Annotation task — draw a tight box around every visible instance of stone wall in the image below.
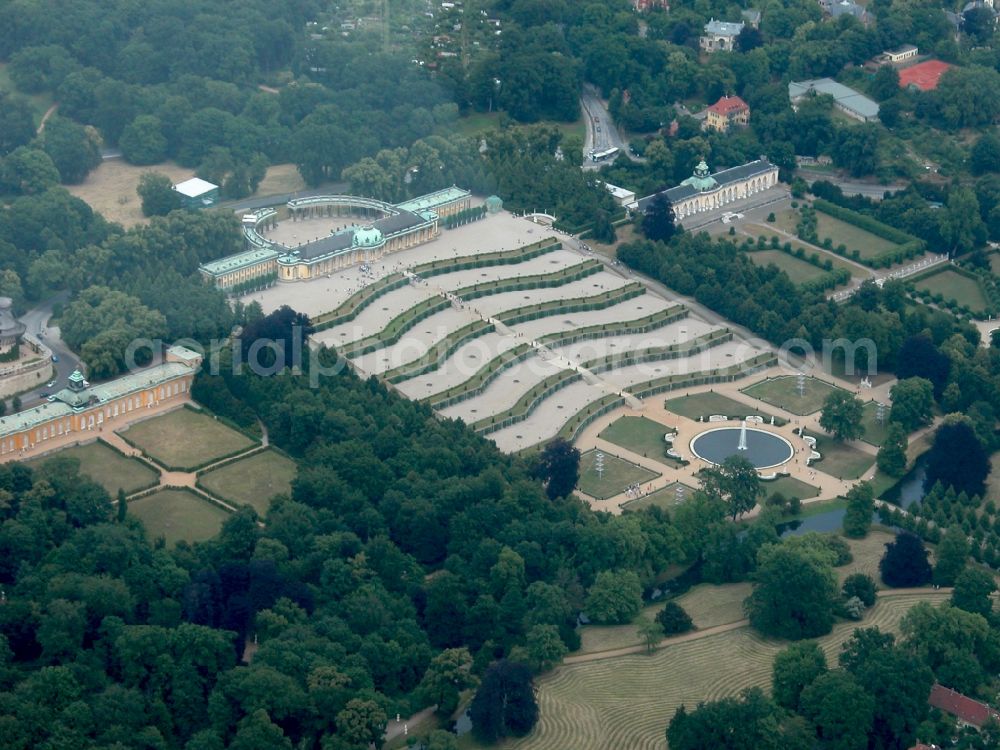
[0,356,53,399]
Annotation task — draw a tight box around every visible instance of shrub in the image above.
[767,212,776,222]
[656,601,694,634]
[841,573,877,607]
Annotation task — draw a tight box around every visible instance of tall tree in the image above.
[533,438,580,500]
[951,567,996,618]
[889,377,934,432]
[772,642,828,712]
[879,532,932,588]
[641,193,676,242]
[819,390,864,441]
[585,570,642,624]
[799,670,875,750]
[842,482,874,539]
[137,172,181,217]
[701,454,761,520]
[469,660,538,743]
[745,542,839,640]
[933,526,970,587]
[923,420,990,498]
[876,423,908,477]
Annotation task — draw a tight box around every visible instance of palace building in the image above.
[199,187,472,289]
[634,159,780,221]
[0,345,201,458]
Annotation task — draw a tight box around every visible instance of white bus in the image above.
[591,147,619,162]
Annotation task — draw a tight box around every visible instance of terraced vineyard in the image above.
[316,230,765,453]
[504,591,949,750]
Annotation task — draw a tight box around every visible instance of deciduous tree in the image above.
[819,390,864,441]
[879,532,931,587]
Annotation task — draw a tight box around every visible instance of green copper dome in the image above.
[352,225,385,248]
[681,160,718,192]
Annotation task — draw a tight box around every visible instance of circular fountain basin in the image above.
[690,427,794,470]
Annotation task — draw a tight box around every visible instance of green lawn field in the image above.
[505,591,948,750]
[28,440,159,495]
[815,211,901,259]
[914,269,990,314]
[812,437,876,480]
[199,449,297,515]
[598,416,675,459]
[620,481,696,512]
[118,408,255,470]
[128,489,229,546]
[859,400,891,446]
[745,249,828,286]
[664,391,777,422]
[742,375,846,416]
[762,475,820,501]
[576,449,660,500]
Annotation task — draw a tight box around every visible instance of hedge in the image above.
[812,199,925,268]
[494,282,644,325]
[382,320,495,383]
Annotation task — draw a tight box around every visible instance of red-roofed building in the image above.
[705,95,750,132]
[899,60,953,92]
[928,684,1000,729]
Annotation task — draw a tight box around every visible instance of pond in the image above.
[690,426,794,470]
[879,455,928,510]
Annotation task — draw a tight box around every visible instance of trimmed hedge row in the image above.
[907,264,999,319]
[426,343,535,409]
[411,238,561,278]
[472,369,583,434]
[313,273,408,331]
[495,281,644,325]
[742,234,852,292]
[342,259,602,358]
[425,304,691,408]
[313,239,562,331]
[537,305,689,347]
[96,438,162,496]
[442,205,487,228]
[631,352,778,399]
[812,199,925,268]
[382,320,496,384]
[340,297,451,358]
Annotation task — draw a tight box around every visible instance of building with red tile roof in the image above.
[705,95,750,132]
[928,684,1000,729]
[899,60,953,92]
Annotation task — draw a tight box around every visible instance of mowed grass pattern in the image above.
[599,416,675,459]
[119,408,254,470]
[199,449,297,515]
[129,489,229,547]
[28,440,158,495]
[621,482,696,512]
[505,592,948,750]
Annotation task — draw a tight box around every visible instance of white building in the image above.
[603,183,637,208]
[635,159,780,222]
[700,19,744,52]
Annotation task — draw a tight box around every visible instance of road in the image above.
[797,168,907,200]
[13,292,79,409]
[580,85,634,170]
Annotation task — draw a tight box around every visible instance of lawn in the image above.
[118,408,255,470]
[815,211,901,259]
[762,475,819,501]
[745,249,828,286]
[664,391,778,422]
[813,437,876,480]
[743,224,864,278]
[598,416,675,460]
[620,481,696,512]
[128,489,230,547]
[28,440,159,496]
[859,400,891,446]
[914,269,990,314]
[199,449,297,515]
[505,591,948,750]
[742,375,847,415]
[576,449,660,500]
